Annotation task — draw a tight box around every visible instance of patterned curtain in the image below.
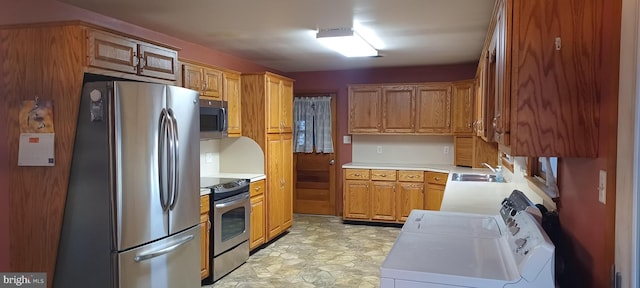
[293,96,334,153]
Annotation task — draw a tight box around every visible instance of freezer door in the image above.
[118,225,200,288]
[166,86,200,234]
[113,82,169,251]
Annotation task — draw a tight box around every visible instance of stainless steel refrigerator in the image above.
[55,81,201,288]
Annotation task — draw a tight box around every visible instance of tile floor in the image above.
[205,214,401,288]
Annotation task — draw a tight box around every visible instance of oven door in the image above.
[212,192,250,256]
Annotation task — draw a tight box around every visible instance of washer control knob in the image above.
[515,238,527,249]
[510,209,517,217]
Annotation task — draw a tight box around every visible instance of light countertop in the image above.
[341,162,545,215]
[199,173,267,196]
[342,162,484,174]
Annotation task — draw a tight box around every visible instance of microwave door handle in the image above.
[221,107,227,132]
[158,109,169,212]
[168,109,179,210]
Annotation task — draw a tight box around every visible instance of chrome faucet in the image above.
[482,162,504,182]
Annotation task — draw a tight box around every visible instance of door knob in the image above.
[329,159,335,165]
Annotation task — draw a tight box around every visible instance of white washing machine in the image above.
[381,191,555,288]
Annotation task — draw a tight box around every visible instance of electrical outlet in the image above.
[376,146,383,154]
[443,146,450,154]
[598,170,607,204]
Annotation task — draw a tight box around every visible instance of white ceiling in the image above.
[59,0,496,72]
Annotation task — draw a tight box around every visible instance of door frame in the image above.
[292,91,339,216]
[616,0,640,286]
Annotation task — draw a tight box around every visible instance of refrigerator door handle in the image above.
[158,108,169,212]
[168,109,180,210]
[166,110,176,212]
[133,234,195,262]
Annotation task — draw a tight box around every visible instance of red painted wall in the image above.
[286,63,477,214]
[555,0,621,287]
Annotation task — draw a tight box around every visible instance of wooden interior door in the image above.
[293,94,337,215]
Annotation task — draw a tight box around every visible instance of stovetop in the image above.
[200,177,250,201]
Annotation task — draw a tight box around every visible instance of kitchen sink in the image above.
[450,173,506,183]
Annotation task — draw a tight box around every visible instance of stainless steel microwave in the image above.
[200,99,228,139]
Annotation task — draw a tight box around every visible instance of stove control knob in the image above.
[515,238,527,249]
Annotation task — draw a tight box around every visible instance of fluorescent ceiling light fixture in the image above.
[316,28,378,57]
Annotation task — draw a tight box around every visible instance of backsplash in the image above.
[200,140,220,175]
[352,135,454,164]
[200,137,265,177]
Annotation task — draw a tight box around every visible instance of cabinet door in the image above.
[343,180,370,219]
[224,72,242,135]
[87,29,139,74]
[266,134,283,239]
[371,181,396,221]
[280,80,294,133]
[199,213,209,279]
[249,194,265,250]
[382,86,415,133]
[280,134,293,231]
[183,64,203,93]
[397,182,424,222]
[138,43,177,80]
[493,1,510,146]
[266,76,282,133]
[202,68,223,100]
[454,136,474,167]
[348,86,382,133]
[416,84,452,133]
[452,81,475,135]
[425,184,445,211]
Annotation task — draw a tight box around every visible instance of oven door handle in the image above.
[215,193,249,209]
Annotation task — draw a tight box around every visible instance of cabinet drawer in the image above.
[200,195,210,214]
[398,170,424,182]
[345,169,370,180]
[426,172,448,185]
[250,179,265,197]
[371,170,397,181]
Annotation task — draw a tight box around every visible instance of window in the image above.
[527,157,559,199]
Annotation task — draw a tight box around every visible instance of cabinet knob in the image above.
[353,173,361,177]
[132,53,140,70]
[434,177,441,181]
[254,187,261,191]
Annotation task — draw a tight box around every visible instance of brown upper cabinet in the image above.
[480,0,601,157]
[348,82,466,135]
[348,85,383,133]
[416,83,452,134]
[182,62,223,100]
[451,80,475,135]
[224,71,242,136]
[88,28,178,81]
[265,75,294,134]
[382,86,416,133]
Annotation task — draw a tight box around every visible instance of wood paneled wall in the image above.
[1,24,86,286]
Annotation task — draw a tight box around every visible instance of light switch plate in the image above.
[343,135,351,144]
[598,170,607,204]
[443,146,450,154]
[205,153,215,164]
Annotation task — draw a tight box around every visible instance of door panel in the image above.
[113,82,168,251]
[294,152,335,215]
[166,86,201,234]
[118,225,200,288]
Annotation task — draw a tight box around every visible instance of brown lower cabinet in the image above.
[343,168,447,223]
[249,179,266,250]
[199,195,210,280]
[425,171,448,211]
